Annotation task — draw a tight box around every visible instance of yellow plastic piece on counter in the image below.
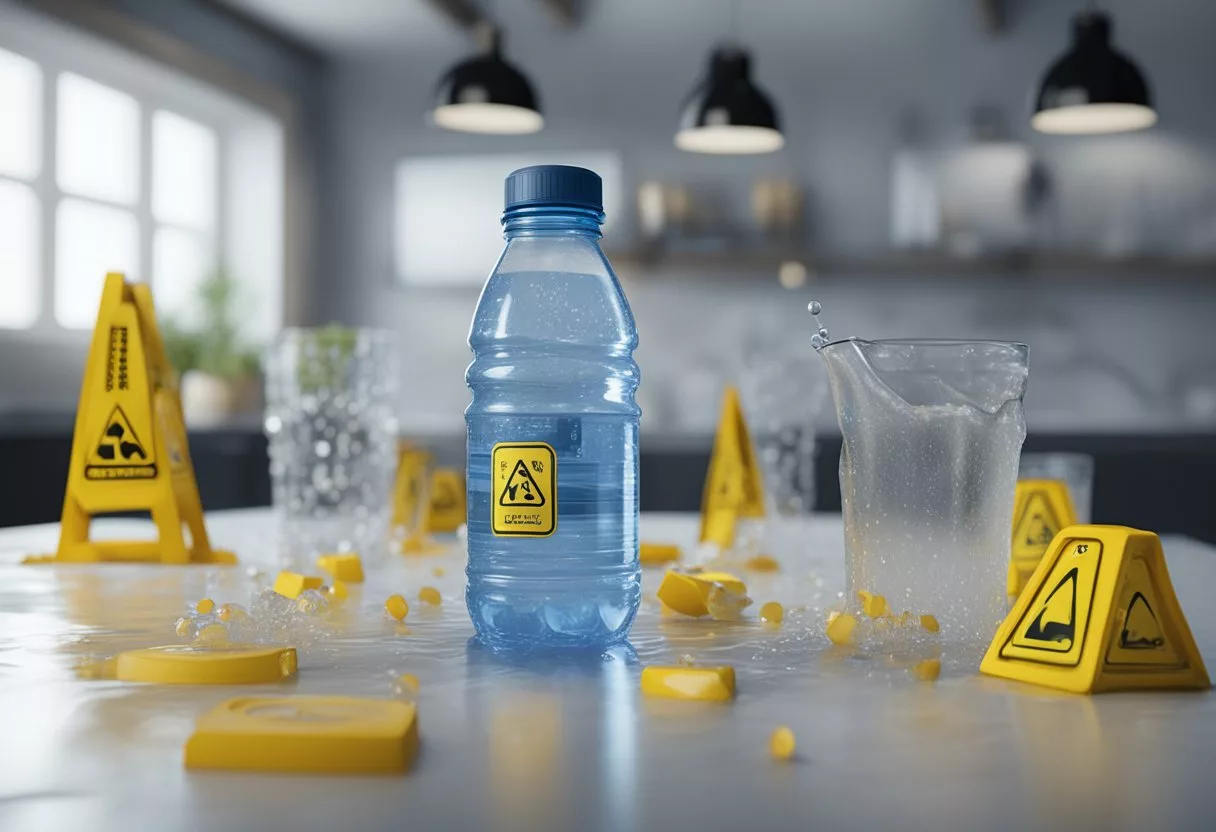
[826,611,858,646]
[316,553,365,583]
[328,581,349,602]
[641,666,736,702]
[1008,479,1077,598]
[920,614,940,633]
[273,572,324,599]
[981,525,1209,694]
[759,601,785,624]
[769,726,796,761]
[426,468,467,534]
[857,590,888,618]
[385,594,410,621]
[418,586,442,606]
[184,696,419,775]
[196,598,215,615]
[912,658,942,682]
[640,543,681,565]
[116,645,297,685]
[47,272,236,566]
[744,554,780,572]
[699,386,765,549]
[656,570,747,618]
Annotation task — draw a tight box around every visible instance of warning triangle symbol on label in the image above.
[1013,491,1061,553]
[1024,567,1078,646]
[1120,592,1165,649]
[1025,514,1056,547]
[499,460,545,507]
[92,405,148,463]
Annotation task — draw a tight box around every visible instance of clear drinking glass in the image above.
[263,328,398,567]
[820,338,1029,646]
[1019,452,1094,524]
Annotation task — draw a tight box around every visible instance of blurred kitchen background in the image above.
[2,0,1215,537]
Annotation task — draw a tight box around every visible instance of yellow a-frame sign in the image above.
[48,272,235,564]
[698,385,766,549]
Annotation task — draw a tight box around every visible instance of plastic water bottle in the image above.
[466,165,641,651]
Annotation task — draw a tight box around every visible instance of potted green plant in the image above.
[160,271,263,426]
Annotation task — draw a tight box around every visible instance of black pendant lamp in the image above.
[1032,10,1156,135]
[431,23,543,135]
[676,46,784,154]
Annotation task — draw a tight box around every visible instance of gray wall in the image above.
[313,0,1216,436]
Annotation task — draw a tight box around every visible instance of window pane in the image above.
[55,198,138,328]
[0,181,40,327]
[0,47,41,179]
[153,110,217,229]
[153,227,214,329]
[57,72,139,204]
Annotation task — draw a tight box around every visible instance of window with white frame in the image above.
[0,12,284,341]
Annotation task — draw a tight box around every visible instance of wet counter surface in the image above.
[1,511,1215,832]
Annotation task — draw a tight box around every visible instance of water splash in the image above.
[807,300,830,350]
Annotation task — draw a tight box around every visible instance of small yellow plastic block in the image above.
[328,581,349,603]
[769,726,796,761]
[316,553,365,584]
[912,658,942,682]
[641,666,736,702]
[385,594,410,621]
[196,598,215,615]
[273,572,325,599]
[826,612,858,646]
[745,554,780,572]
[857,590,888,618]
[640,543,682,565]
[920,614,940,633]
[759,601,785,624]
[418,586,442,606]
[184,696,419,775]
[656,570,747,618]
[116,645,297,685]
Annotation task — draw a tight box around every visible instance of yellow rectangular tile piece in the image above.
[316,553,365,583]
[656,570,747,618]
[640,543,681,565]
[641,666,736,701]
[185,696,419,774]
[273,572,325,599]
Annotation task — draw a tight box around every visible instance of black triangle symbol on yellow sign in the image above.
[91,405,149,464]
[1121,592,1165,649]
[499,461,545,507]
[1023,567,1077,646]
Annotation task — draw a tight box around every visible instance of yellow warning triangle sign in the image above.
[426,468,466,534]
[982,525,1209,693]
[43,272,234,565]
[699,386,766,548]
[1007,479,1077,597]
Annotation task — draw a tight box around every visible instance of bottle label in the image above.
[491,442,557,537]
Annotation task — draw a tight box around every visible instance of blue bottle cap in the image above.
[504,165,603,213]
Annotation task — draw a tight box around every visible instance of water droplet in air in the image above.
[808,300,822,315]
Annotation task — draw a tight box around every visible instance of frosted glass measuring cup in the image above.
[821,338,1029,645]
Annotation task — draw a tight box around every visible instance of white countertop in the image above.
[1,511,1215,832]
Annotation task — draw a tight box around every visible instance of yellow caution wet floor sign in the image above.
[1008,479,1077,597]
[391,444,430,531]
[981,525,1209,693]
[45,272,235,565]
[427,467,467,534]
[699,385,766,549]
